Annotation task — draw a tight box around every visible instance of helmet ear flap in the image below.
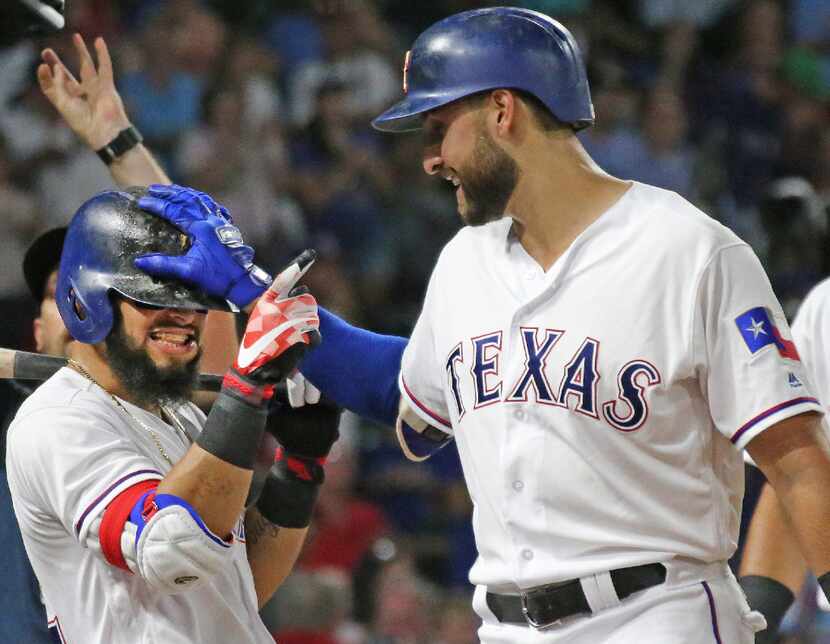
[59,275,114,344]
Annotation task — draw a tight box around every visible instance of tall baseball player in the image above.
[5,186,340,643]
[34,12,830,644]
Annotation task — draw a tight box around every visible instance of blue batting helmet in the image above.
[57,188,233,344]
[372,7,594,133]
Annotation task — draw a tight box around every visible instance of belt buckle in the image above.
[520,591,562,630]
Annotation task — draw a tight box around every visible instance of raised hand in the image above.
[37,34,131,150]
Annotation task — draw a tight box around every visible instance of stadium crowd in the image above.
[0,0,827,642]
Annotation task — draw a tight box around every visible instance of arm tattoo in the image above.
[245,508,280,546]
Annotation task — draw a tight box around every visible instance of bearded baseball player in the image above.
[5,186,340,643]
[34,10,830,644]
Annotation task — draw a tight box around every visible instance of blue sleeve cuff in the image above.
[299,307,407,426]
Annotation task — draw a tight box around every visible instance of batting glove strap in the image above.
[222,369,275,407]
[739,575,794,642]
[255,450,325,528]
[196,389,268,470]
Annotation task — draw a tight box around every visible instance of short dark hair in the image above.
[514,91,568,132]
[467,89,569,132]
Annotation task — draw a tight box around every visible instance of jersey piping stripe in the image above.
[400,377,452,429]
[47,616,67,643]
[701,581,723,644]
[74,468,163,536]
[730,396,820,444]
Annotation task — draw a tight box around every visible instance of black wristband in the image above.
[739,575,795,642]
[196,389,267,469]
[96,125,143,165]
[256,453,324,528]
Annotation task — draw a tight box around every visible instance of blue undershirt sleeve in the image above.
[298,307,407,427]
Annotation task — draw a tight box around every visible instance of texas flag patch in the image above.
[735,307,800,360]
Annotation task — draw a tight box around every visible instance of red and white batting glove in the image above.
[223,250,320,407]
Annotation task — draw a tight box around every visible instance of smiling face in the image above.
[421,94,520,226]
[104,297,206,407]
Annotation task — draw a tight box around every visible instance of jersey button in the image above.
[522,549,534,560]
[514,409,527,421]
[513,480,524,491]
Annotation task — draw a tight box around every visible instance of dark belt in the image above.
[486,562,666,629]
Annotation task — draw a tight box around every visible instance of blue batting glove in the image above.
[134,184,272,309]
[140,183,234,223]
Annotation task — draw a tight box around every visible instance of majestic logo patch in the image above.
[788,372,803,388]
[735,307,800,360]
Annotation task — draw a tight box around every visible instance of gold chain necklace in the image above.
[67,359,191,468]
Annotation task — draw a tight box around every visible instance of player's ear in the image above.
[33,317,45,354]
[489,89,516,136]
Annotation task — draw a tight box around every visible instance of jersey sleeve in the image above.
[6,403,164,546]
[789,284,830,411]
[694,244,823,450]
[398,253,454,435]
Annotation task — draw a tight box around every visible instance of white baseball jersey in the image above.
[5,368,273,644]
[791,277,830,410]
[399,181,821,592]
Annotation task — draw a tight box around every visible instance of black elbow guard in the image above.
[739,575,795,643]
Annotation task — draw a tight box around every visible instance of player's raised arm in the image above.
[37,33,169,186]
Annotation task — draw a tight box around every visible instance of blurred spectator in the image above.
[366,551,439,644]
[263,569,360,644]
[383,135,460,331]
[222,37,284,131]
[288,77,396,320]
[0,138,40,298]
[578,74,642,178]
[623,84,697,198]
[176,80,306,269]
[706,0,786,208]
[287,1,399,128]
[299,436,390,575]
[0,55,113,227]
[638,0,736,29]
[757,176,827,317]
[119,2,214,163]
[265,7,325,71]
[790,0,830,49]
[433,593,478,644]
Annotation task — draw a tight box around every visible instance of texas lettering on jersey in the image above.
[445,326,662,432]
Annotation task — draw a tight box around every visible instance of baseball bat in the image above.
[0,347,224,391]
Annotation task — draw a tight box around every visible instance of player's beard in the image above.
[457,127,520,226]
[105,321,201,409]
